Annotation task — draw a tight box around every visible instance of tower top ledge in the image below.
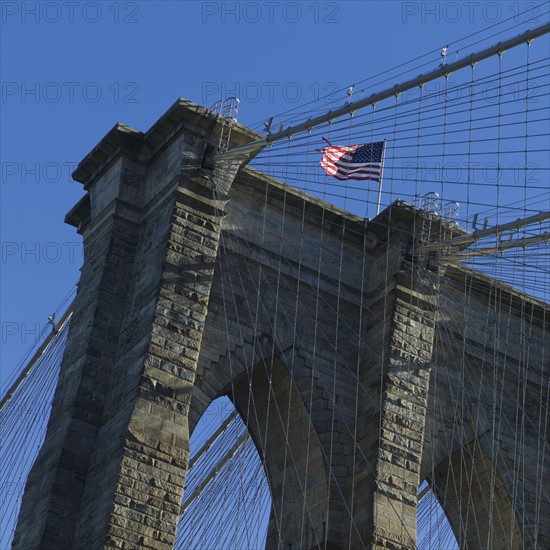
[71,98,263,188]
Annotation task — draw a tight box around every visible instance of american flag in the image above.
[320,138,385,182]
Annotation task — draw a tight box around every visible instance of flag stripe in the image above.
[332,173,381,182]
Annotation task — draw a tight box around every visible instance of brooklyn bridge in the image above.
[1,20,549,550]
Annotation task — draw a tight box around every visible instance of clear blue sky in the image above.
[1,1,547,392]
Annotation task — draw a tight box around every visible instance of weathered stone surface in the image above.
[13,99,549,550]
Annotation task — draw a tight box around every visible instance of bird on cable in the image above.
[346,85,354,105]
[440,46,448,67]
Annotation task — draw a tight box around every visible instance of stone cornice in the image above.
[72,98,263,189]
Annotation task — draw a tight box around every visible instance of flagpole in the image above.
[375,139,387,216]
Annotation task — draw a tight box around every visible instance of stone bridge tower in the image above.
[13,100,549,549]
